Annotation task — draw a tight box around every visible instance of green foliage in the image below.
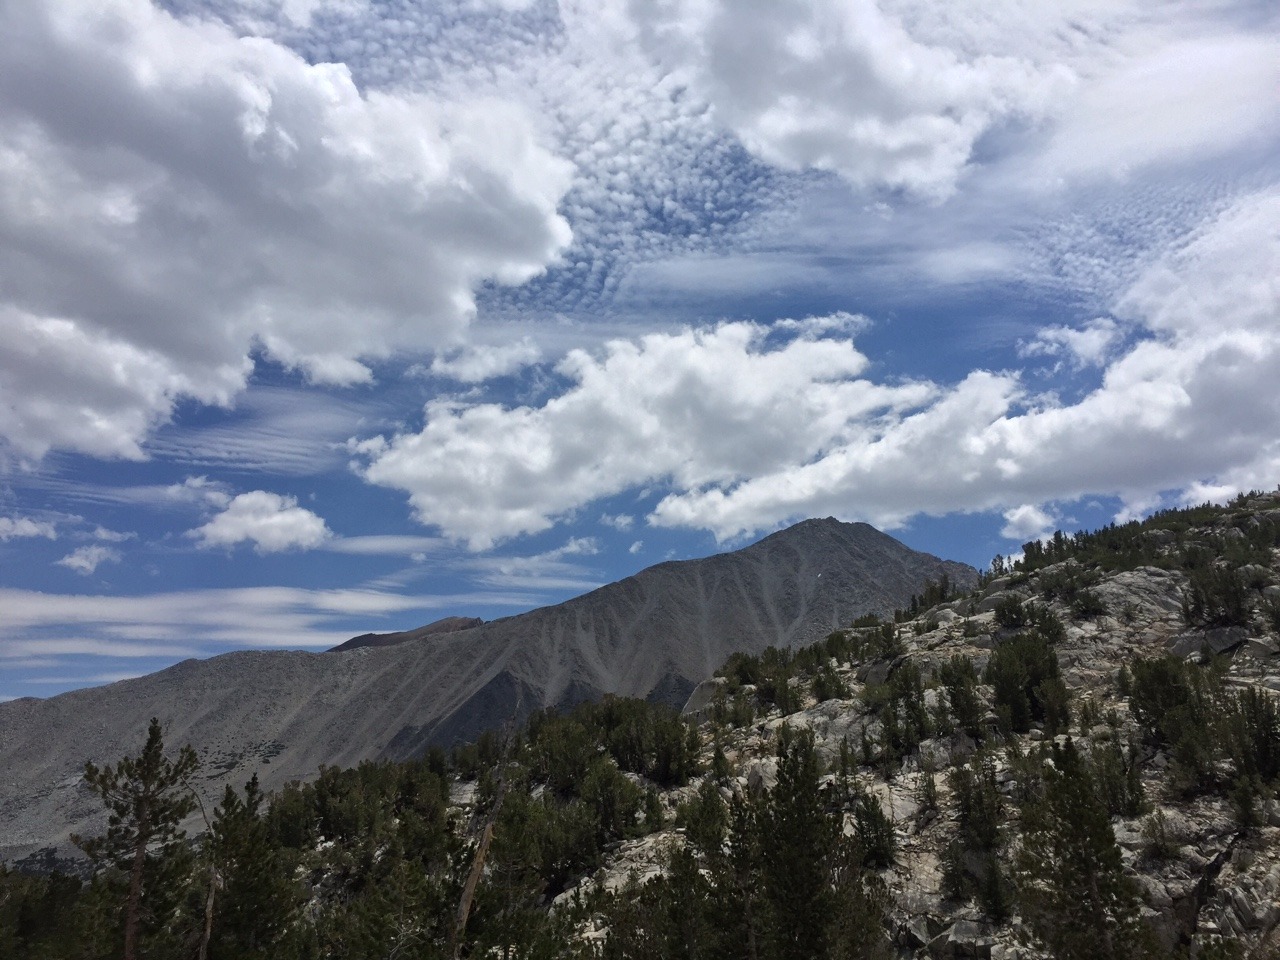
[945,753,1010,921]
[605,727,892,960]
[1265,595,1280,632]
[810,660,849,702]
[525,697,700,790]
[720,646,802,713]
[1016,740,1155,960]
[1127,655,1228,794]
[73,717,200,960]
[1087,737,1147,818]
[939,656,984,740]
[1225,686,1280,783]
[842,623,903,662]
[989,494,1279,582]
[1037,562,1101,603]
[895,572,962,622]
[1182,566,1251,627]
[863,661,935,769]
[449,727,505,780]
[580,758,646,847]
[849,788,895,870]
[1140,809,1179,861]
[984,633,1070,735]
[206,774,305,959]
[993,595,1029,629]
[762,728,839,959]
[992,597,1066,643]
[0,867,84,958]
[1070,588,1109,619]
[676,779,728,858]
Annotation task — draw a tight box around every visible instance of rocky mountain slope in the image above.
[0,517,972,864]
[560,490,1280,958]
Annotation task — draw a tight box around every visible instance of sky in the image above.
[1,0,1278,701]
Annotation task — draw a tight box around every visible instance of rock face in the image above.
[562,492,1280,959]
[0,517,973,863]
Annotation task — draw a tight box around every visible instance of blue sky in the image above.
[2,0,1278,700]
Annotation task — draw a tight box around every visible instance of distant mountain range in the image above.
[0,517,974,863]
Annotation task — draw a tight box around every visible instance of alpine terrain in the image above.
[0,517,973,865]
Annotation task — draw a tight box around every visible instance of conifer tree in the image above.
[73,717,200,960]
[206,774,301,958]
[761,728,836,960]
[1016,739,1153,960]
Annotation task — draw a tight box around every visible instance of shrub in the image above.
[1181,566,1250,627]
[939,656,985,740]
[1070,589,1108,619]
[993,595,1029,629]
[984,634,1069,735]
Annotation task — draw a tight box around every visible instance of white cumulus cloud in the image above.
[429,338,543,383]
[191,490,332,553]
[0,0,572,459]
[355,320,934,547]
[0,517,57,541]
[623,0,1068,199]
[56,545,122,575]
[1001,504,1056,542]
[653,189,1280,537]
[1020,317,1122,369]
[357,189,1280,544]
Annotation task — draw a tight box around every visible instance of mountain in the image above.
[327,616,486,652]
[7,494,1280,959]
[0,517,974,863]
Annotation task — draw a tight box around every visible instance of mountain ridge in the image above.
[0,517,974,862]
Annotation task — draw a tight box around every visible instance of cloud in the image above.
[190,490,332,553]
[1020,317,1121,369]
[1001,504,1056,542]
[56,545,123,575]
[323,535,446,556]
[0,0,572,459]
[428,338,543,383]
[1034,34,1280,183]
[460,537,603,590]
[629,540,643,554]
[652,188,1280,536]
[0,517,57,541]
[600,513,634,531]
[91,526,137,543]
[774,311,870,337]
[361,189,1280,544]
[24,670,148,686]
[0,639,201,660]
[144,386,378,476]
[355,319,934,547]
[0,584,536,663]
[623,0,1068,199]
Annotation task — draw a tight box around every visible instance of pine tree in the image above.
[761,728,836,960]
[206,774,302,958]
[1015,739,1153,960]
[73,717,200,960]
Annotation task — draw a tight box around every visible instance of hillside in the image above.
[0,517,972,864]
[5,491,1280,959]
